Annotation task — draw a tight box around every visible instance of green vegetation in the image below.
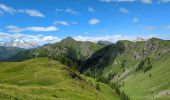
[9,37,104,67]
[1,37,170,100]
[81,38,170,100]
[0,58,119,100]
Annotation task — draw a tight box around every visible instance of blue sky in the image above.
[0,0,170,44]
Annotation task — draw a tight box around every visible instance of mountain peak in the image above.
[65,36,75,40]
[61,36,76,42]
[148,37,162,41]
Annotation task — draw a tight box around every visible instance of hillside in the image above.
[120,53,170,100]
[81,38,170,100]
[2,37,170,100]
[0,58,119,100]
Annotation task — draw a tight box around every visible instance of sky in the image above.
[0,0,170,44]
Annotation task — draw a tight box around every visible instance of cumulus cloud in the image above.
[144,25,170,30]
[56,8,78,15]
[100,0,153,4]
[158,0,170,3]
[120,7,129,13]
[141,0,152,4]
[7,25,58,33]
[65,8,78,15]
[53,21,77,26]
[53,21,70,26]
[0,3,45,17]
[132,17,139,23]
[0,3,16,14]
[0,32,60,44]
[161,25,170,30]
[100,0,135,3]
[88,18,100,25]
[73,35,136,43]
[145,26,156,30]
[88,7,95,13]
[18,9,45,17]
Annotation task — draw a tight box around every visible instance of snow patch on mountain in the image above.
[1,39,38,49]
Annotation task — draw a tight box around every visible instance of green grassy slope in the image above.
[81,38,170,100]
[0,58,119,100]
[119,54,170,100]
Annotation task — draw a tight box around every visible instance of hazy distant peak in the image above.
[1,39,38,49]
[135,37,145,42]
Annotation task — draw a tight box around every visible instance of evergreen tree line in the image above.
[110,82,130,100]
[136,57,152,72]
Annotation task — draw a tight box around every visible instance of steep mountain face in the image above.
[1,39,38,49]
[80,37,170,100]
[9,37,104,68]
[81,38,170,75]
[80,41,125,75]
[0,46,25,61]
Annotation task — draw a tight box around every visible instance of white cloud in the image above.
[56,8,63,12]
[18,9,45,17]
[42,36,60,43]
[0,3,45,17]
[100,0,153,4]
[53,21,70,26]
[0,3,16,14]
[88,7,95,13]
[100,0,135,3]
[145,26,156,30]
[158,0,170,3]
[0,10,3,15]
[0,31,60,44]
[56,8,78,15]
[132,17,139,23]
[53,21,77,26]
[161,25,170,30]
[120,7,129,13]
[88,18,100,25]
[65,9,78,15]
[100,0,113,3]
[7,25,58,33]
[141,0,152,4]
[72,21,77,25]
[73,35,135,43]
[144,25,170,30]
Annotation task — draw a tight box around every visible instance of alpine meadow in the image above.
[0,0,170,100]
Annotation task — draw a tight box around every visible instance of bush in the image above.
[120,91,130,100]
[96,76,109,83]
[110,82,130,100]
[107,73,116,81]
[96,83,100,91]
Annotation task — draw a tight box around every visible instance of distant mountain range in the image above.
[0,39,38,49]
[97,40,113,45]
[0,46,26,61]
